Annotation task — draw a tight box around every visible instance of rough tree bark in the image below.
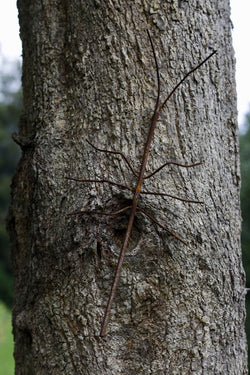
[8,0,247,374]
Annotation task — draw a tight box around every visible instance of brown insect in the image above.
[67,30,216,337]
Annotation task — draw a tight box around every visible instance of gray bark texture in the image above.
[8,0,247,373]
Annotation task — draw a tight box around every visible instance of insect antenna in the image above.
[158,50,216,114]
[146,29,161,115]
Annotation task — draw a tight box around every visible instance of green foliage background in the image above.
[0,61,22,308]
[0,62,250,371]
[0,60,22,373]
[240,111,250,367]
[0,303,14,375]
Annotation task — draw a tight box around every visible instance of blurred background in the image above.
[0,1,249,374]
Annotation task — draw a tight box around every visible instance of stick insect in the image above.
[67,30,216,337]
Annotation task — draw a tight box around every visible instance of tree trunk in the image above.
[8,0,247,373]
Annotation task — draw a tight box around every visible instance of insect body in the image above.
[67,30,216,336]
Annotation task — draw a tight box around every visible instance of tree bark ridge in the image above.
[9,0,247,373]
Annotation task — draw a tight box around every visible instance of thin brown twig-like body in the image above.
[98,32,216,337]
[67,31,216,337]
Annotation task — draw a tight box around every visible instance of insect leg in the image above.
[144,161,204,180]
[86,139,138,178]
[137,206,187,245]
